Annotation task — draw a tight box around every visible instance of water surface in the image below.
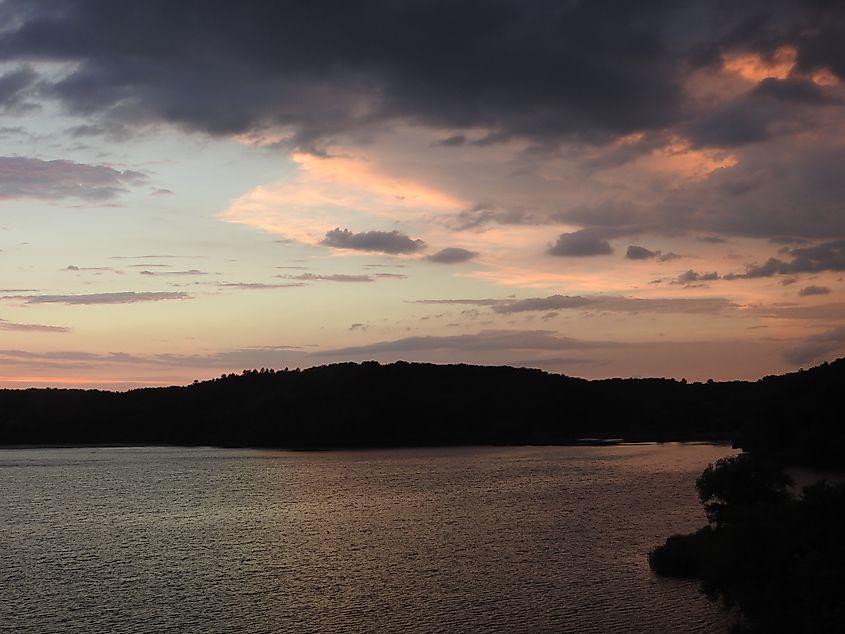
[0,444,736,633]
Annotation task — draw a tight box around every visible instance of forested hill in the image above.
[1,358,843,462]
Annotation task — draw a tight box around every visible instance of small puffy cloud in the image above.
[425,247,479,264]
[674,270,720,285]
[626,245,657,260]
[783,326,845,365]
[626,245,682,262]
[798,285,831,297]
[0,156,145,201]
[63,265,113,272]
[321,228,425,254]
[548,230,613,257]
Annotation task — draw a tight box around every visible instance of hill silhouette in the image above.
[2,358,844,460]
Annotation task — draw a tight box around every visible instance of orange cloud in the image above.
[639,137,737,180]
[723,46,796,82]
[723,45,839,87]
[220,151,465,244]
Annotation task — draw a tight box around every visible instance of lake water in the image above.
[0,444,736,633]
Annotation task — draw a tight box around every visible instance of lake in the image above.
[0,443,736,633]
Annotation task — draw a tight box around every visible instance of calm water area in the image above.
[0,443,737,633]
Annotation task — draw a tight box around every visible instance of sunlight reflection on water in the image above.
[0,443,737,633]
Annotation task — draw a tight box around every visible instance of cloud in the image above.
[749,302,845,320]
[548,230,613,257]
[0,156,145,201]
[673,270,720,285]
[139,269,208,276]
[410,298,504,307]
[625,245,683,262]
[492,294,734,315]
[0,1,684,144]
[0,319,69,333]
[783,326,845,365]
[751,77,839,105]
[216,282,304,290]
[725,240,845,278]
[318,329,620,356]
[7,2,842,149]
[288,273,374,283]
[425,247,479,264]
[0,349,150,365]
[798,285,831,297]
[321,228,425,254]
[626,245,657,260]
[4,292,189,305]
[0,66,37,113]
[414,294,736,315]
[4,1,845,250]
[64,265,113,272]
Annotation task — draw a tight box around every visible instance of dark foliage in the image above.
[0,357,843,451]
[696,454,792,525]
[0,360,741,448]
[651,455,845,633]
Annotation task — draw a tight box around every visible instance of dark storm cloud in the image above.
[0,66,37,112]
[425,247,479,264]
[686,100,774,148]
[548,230,613,257]
[2,1,845,241]
[783,326,845,365]
[321,228,425,254]
[0,1,839,146]
[0,0,690,144]
[0,156,144,201]
[751,77,839,105]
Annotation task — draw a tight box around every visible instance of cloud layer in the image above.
[0,157,144,200]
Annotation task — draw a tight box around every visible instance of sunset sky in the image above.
[2,1,845,388]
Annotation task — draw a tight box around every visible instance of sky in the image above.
[1,0,845,388]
